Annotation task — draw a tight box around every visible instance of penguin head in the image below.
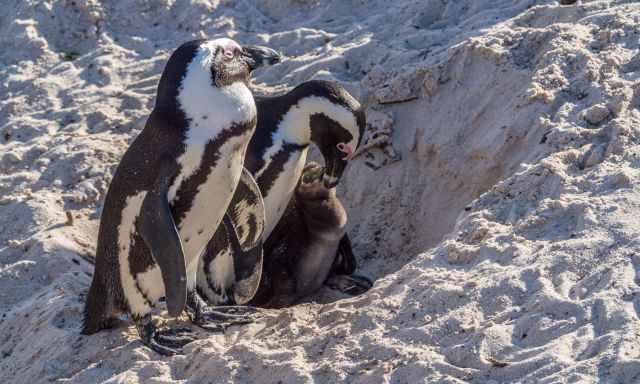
[315,107,365,189]
[156,39,281,108]
[296,162,348,232]
[300,81,365,188]
[297,161,332,200]
[205,38,282,87]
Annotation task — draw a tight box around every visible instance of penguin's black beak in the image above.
[242,45,283,71]
[322,158,347,189]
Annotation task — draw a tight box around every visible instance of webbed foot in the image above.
[325,274,373,296]
[134,315,197,356]
[187,292,259,332]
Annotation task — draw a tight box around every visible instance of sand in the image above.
[2,0,640,382]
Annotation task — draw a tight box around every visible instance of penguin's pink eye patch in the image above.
[223,47,235,59]
[222,43,241,59]
[336,142,353,160]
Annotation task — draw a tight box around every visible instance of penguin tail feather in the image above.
[81,278,115,334]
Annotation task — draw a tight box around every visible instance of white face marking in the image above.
[254,96,360,180]
[262,148,308,238]
[197,245,234,305]
[117,191,153,316]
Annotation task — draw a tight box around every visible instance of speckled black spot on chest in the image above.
[171,120,255,226]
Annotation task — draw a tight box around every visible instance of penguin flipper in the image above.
[225,167,266,304]
[227,167,265,252]
[331,233,357,275]
[138,157,187,317]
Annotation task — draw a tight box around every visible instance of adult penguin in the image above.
[82,38,280,355]
[198,80,369,304]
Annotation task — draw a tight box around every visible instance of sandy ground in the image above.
[2,0,640,383]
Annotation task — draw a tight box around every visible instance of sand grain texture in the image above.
[2,0,640,383]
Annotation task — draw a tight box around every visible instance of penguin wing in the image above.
[331,233,357,275]
[225,167,266,304]
[226,167,265,252]
[138,156,187,317]
[197,219,232,304]
[196,168,265,305]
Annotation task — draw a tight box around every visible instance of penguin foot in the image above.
[263,296,294,309]
[134,315,197,356]
[187,292,259,332]
[207,305,260,316]
[325,274,373,296]
[190,310,255,332]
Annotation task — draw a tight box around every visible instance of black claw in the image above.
[204,308,257,321]
[326,274,373,296]
[190,308,255,333]
[195,322,227,333]
[211,305,260,316]
[200,310,254,324]
[161,325,195,336]
[147,339,182,356]
[155,333,197,349]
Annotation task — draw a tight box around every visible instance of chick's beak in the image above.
[322,158,347,189]
[323,174,339,189]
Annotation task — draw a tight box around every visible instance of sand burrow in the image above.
[339,39,556,280]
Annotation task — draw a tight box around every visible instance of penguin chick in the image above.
[250,162,372,308]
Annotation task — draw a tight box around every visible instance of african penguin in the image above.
[197,80,367,304]
[249,80,365,237]
[82,38,281,355]
[248,162,372,308]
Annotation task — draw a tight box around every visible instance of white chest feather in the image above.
[262,148,308,238]
[168,79,255,202]
[177,133,250,273]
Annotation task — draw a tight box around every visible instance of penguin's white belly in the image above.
[174,134,250,289]
[263,148,308,237]
[117,133,250,316]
